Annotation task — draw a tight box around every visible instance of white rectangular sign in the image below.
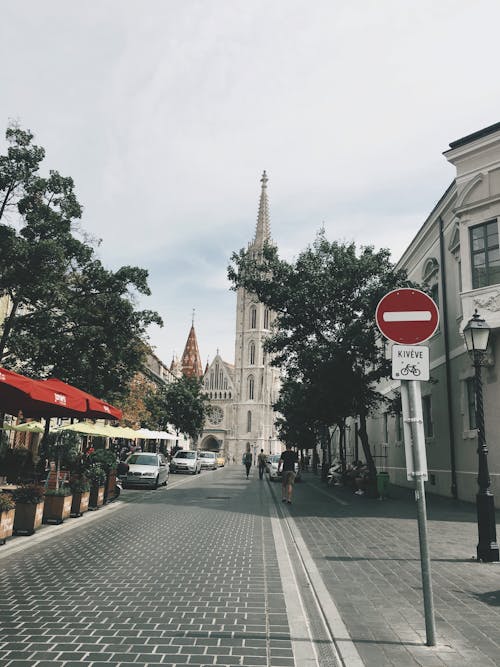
[391,345,429,381]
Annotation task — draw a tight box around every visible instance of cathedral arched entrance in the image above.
[200,435,221,452]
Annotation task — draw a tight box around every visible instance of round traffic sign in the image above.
[375,288,439,344]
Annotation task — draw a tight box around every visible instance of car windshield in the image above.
[128,454,157,466]
[199,452,215,458]
[175,451,196,459]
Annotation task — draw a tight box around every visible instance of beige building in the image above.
[344,122,500,504]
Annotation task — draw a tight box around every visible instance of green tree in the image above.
[0,124,162,402]
[228,230,409,481]
[145,376,208,444]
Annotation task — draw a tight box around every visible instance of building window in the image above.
[430,283,439,309]
[422,395,433,438]
[396,412,403,442]
[264,308,270,329]
[250,306,257,329]
[249,342,256,365]
[248,375,255,400]
[470,220,500,289]
[466,377,477,430]
[247,410,252,432]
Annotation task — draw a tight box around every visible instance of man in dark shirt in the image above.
[278,443,298,504]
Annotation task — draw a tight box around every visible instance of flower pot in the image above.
[0,509,15,545]
[89,485,105,510]
[70,491,90,517]
[14,501,44,535]
[43,494,73,524]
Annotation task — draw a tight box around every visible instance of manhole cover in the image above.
[205,496,231,500]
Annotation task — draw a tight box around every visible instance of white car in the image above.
[198,451,217,470]
[170,450,202,475]
[123,453,169,489]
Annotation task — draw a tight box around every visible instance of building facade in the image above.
[196,172,282,462]
[343,122,500,504]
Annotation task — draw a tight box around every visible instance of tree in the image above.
[145,376,208,444]
[0,124,162,402]
[118,372,155,428]
[228,230,410,480]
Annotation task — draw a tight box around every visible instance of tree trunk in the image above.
[0,298,20,361]
[358,411,377,480]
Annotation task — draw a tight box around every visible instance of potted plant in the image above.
[43,486,73,524]
[88,448,118,503]
[86,463,106,509]
[0,492,16,545]
[12,484,45,535]
[69,476,90,517]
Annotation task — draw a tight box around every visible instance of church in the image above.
[175,172,282,463]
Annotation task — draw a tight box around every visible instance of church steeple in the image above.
[181,314,203,378]
[251,170,272,249]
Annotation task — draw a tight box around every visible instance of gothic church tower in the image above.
[228,171,281,462]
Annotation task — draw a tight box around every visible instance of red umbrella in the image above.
[0,367,88,418]
[39,378,122,421]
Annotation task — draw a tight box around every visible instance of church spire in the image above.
[181,316,203,379]
[252,170,272,249]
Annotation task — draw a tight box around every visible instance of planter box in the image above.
[89,485,105,510]
[0,508,15,545]
[70,491,90,517]
[105,470,117,503]
[43,494,73,524]
[14,501,44,535]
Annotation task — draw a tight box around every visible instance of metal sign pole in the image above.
[401,379,436,646]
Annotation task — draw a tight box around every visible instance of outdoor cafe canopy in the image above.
[0,367,122,421]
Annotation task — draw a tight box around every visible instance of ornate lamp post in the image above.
[463,310,499,562]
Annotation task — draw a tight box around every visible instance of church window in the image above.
[247,411,252,432]
[264,308,270,329]
[248,375,255,400]
[250,306,257,329]
[224,392,227,399]
[249,342,256,365]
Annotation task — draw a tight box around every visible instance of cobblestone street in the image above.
[2,467,500,666]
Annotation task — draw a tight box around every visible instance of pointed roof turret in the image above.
[251,170,272,249]
[170,352,182,378]
[181,316,203,378]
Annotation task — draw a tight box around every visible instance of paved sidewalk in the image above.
[288,472,500,666]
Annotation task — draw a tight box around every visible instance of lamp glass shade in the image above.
[464,312,490,353]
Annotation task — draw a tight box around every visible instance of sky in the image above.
[2,1,500,366]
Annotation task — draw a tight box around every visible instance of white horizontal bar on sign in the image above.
[383,311,432,322]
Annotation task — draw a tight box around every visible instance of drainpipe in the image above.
[439,216,458,499]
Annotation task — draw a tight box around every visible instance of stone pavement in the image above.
[0,468,311,667]
[287,472,500,666]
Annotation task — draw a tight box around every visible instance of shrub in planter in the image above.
[12,484,45,535]
[0,492,16,545]
[43,487,73,524]
[2,447,35,483]
[69,477,91,517]
[86,463,106,509]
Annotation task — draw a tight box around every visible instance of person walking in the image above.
[243,447,253,479]
[278,443,298,504]
[257,449,267,480]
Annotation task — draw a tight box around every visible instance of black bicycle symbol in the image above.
[400,364,421,377]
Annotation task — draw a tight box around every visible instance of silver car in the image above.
[123,453,169,489]
[198,451,217,470]
[170,450,202,475]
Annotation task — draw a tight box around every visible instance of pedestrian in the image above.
[243,446,252,479]
[278,443,298,504]
[257,449,267,480]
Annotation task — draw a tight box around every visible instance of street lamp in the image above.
[463,309,499,562]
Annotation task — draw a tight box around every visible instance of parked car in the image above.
[267,453,301,482]
[216,455,225,467]
[123,453,169,489]
[170,450,201,475]
[198,451,217,470]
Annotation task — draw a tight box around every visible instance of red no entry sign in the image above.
[376,289,439,344]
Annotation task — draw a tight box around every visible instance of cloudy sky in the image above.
[2,1,500,366]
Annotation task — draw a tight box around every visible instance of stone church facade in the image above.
[178,172,282,463]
